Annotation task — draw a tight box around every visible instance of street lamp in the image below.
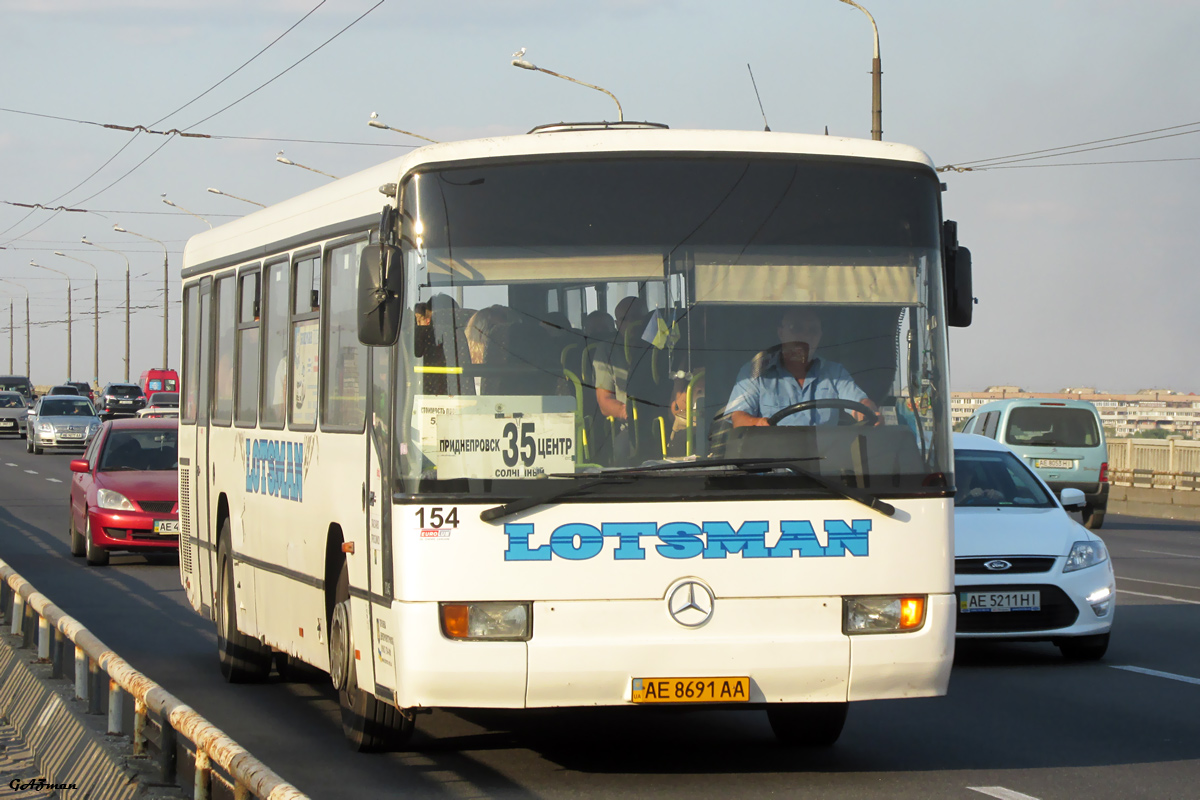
[160,194,212,228]
[510,49,624,122]
[0,279,29,377]
[30,260,72,378]
[54,251,99,386]
[836,0,882,141]
[275,151,339,180]
[82,236,132,382]
[206,187,266,208]
[367,113,439,143]
[113,225,170,370]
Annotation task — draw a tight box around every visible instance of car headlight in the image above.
[1064,540,1108,573]
[97,489,136,511]
[87,423,99,435]
[843,595,927,634]
[439,602,531,641]
[38,422,54,432]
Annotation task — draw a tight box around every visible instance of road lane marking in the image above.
[5,462,17,467]
[1112,665,1200,686]
[23,470,37,475]
[1119,576,1200,592]
[969,788,1042,800]
[1118,589,1200,605]
[1137,549,1200,560]
[45,478,62,483]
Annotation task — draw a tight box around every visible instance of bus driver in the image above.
[727,306,880,427]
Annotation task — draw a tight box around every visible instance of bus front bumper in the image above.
[386,594,954,710]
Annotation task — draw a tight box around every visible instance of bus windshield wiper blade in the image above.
[609,456,895,517]
[480,475,636,523]
[481,456,893,522]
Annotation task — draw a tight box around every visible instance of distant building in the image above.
[951,387,1200,439]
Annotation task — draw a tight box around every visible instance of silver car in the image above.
[26,395,101,455]
[0,390,28,438]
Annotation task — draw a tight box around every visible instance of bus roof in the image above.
[182,128,936,274]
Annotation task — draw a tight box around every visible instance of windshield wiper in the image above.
[480,456,894,522]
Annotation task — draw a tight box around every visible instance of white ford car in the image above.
[953,432,1115,660]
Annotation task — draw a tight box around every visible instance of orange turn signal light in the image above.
[440,604,471,639]
[899,597,926,630]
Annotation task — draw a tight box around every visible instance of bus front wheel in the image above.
[330,561,414,751]
[217,524,272,682]
[766,702,848,746]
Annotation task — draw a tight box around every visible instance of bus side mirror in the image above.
[943,220,974,328]
[357,244,403,347]
[947,246,973,327]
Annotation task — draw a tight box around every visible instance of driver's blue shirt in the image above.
[725,353,868,426]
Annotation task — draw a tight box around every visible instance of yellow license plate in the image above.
[631,677,750,703]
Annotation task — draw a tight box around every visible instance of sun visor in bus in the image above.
[694,262,919,305]
[425,252,664,284]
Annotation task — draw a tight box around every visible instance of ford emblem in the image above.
[984,559,1012,571]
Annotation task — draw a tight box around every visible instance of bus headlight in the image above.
[843,595,926,634]
[440,602,531,641]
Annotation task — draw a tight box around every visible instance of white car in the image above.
[953,432,1115,660]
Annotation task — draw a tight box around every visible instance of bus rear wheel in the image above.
[330,561,414,751]
[217,524,271,682]
[766,702,848,746]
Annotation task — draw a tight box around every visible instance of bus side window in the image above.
[322,240,368,431]
[213,274,236,425]
[261,260,290,429]
[235,268,261,426]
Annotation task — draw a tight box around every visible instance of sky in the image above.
[0,0,1197,393]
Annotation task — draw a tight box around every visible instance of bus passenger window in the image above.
[236,269,261,425]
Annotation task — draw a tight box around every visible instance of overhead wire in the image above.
[938,120,1200,172]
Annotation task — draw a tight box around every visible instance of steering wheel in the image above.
[766,398,879,427]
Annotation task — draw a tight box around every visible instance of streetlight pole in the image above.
[82,237,131,382]
[30,261,72,378]
[275,152,340,179]
[366,113,439,143]
[206,187,266,208]
[113,225,170,370]
[837,0,882,141]
[54,251,99,386]
[511,50,624,122]
[0,278,31,378]
[160,195,212,229]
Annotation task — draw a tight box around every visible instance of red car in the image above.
[68,418,179,566]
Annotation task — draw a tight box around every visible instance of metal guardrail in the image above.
[0,558,309,800]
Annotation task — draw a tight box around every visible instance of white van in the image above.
[962,398,1108,529]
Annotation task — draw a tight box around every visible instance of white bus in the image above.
[178,123,974,750]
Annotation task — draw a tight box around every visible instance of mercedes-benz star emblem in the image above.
[667,580,715,627]
[984,559,1013,571]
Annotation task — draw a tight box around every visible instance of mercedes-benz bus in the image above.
[178,122,974,750]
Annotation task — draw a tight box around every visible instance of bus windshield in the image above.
[394,155,952,499]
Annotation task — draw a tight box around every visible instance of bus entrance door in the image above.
[364,346,396,695]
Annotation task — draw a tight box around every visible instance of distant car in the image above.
[68,418,179,566]
[953,432,1115,661]
[26,395,101,455]
[66,381,96,403]
[137,392,180,418]
[98,382,147,418]
[0,375,34,402]
[0,390,28,438]
[139,368,179,397]
[47,384,82,396]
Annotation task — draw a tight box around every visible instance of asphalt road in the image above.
[1,434,1198,800]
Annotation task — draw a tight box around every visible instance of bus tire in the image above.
[217,525,271,683]
[331,561,414,752]
[84,517,110,567]
[69,511,86,557]
[766,702,848,746]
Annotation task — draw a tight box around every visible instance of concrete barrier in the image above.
[1106,484,1200,523]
